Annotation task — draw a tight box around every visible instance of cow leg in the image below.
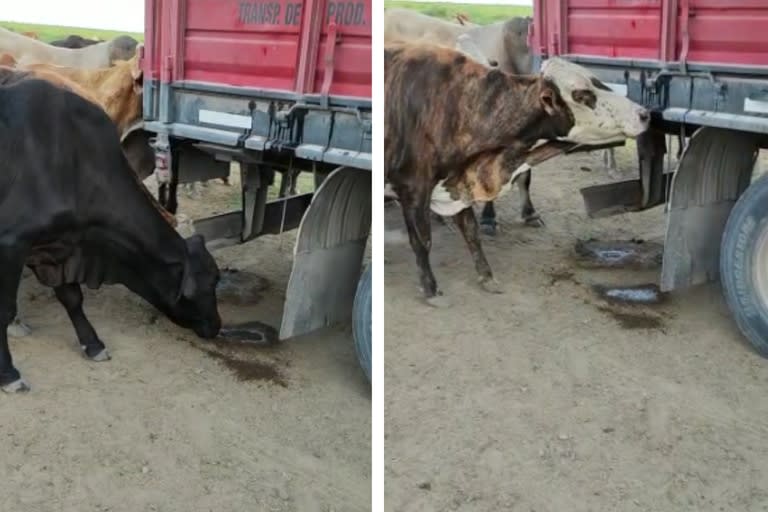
[603,148,618,173]
[158,183,168,208]
[166,148,180,215]
[54,284,110,362]
[453,207,502,294]
[0,251,29,392]
[400,194,444,306]
[184,182,203,199]
[518,171,544,227]
[479,201,497,236]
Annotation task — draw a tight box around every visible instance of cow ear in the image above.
[176,260,194,302]
[539,86,557,115]
[177,235,206,301]
[130,52,143,92]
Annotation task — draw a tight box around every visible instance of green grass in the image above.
[0,21,143,43]
[385,1,532,24]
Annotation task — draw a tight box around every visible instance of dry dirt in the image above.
[385,145,768,511]
[3,169,371,512]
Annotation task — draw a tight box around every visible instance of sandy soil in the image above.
[3,170,371,512]
[385,145,768,511]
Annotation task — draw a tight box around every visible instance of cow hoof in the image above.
[84,347,111,362]
[7,319,32,338]
[480,223,497,236]
[523,215,545,228]
[480,278,504,294]
[425,295,451,308]
[1,379,30,393]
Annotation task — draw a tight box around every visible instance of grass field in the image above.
[0,21,143,43]
[384,1,531,24]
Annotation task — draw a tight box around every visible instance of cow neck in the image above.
[91,174,188,306]
[460,74,542,156]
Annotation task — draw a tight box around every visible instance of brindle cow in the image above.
[385,44,577,305]
[385,44,650,305]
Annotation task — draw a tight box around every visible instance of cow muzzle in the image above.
[623,106,651,138]
[195,320,221,339]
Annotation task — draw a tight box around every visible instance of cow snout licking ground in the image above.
[0,78,222,392]
[385,43,575,306]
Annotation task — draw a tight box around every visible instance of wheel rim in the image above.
[752,222,768,312]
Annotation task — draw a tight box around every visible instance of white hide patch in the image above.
[541,57,649,145]
[384,183,398,199]
[509,163,532,184]
[429,164,530,216]
[430,180,471,216]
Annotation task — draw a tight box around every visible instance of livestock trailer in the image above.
[531,0,768,356]
[137,0,372,380]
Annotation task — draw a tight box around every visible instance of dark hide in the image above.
[50,35,101,48]
[0,77,221,391]
[499,17,532,75]
[384,43,574,302]
[109,35,139,63]
[122,129,155,181]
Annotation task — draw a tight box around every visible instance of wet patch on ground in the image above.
[545,268,579,286]
[216,268,271,305]
[216,320,280,347]
[593,283,666,305]
[190,320,289,387]
[595,305,665,331]
[573,238,663,270]
[204,350,288,387]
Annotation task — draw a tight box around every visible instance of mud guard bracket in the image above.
[661,127,759,292]
[280,167,371,340]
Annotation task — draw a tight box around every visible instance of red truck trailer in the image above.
[137,0,372,380]
[531,1,768,356]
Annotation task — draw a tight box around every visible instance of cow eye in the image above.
[572,89,597,109]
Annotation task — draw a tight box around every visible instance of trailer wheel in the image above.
[352,265,372,382]
[721,173,768,357]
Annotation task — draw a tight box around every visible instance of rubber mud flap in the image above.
[721,173,768,357]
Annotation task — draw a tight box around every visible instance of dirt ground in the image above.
[385,145,768,511]
[2,169,371,512]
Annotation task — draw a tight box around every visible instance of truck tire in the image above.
[721,173,768,357]
[352,265,372,382]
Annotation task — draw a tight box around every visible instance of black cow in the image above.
[0,75,222,392]
[50,34,101,48]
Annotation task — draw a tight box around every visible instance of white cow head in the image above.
[541,57,649,144]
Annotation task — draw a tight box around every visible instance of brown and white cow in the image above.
[387,12,645,232]
[21,53,144,136]
[385,12,543,228]
[385,43,574,305]
[385,44,649,305]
